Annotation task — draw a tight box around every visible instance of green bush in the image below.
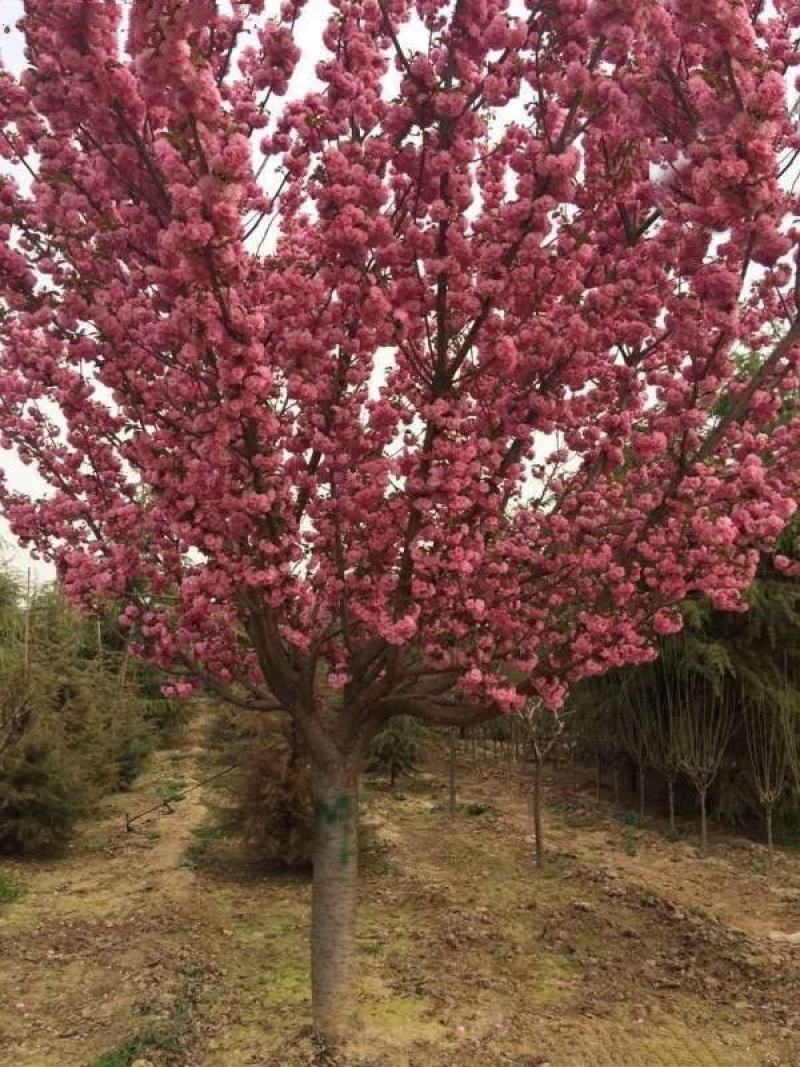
[0,874,22,905]
[230,711,313,870]
[366,716,428,787]
[0,739,84,854]
[0,570,186,854]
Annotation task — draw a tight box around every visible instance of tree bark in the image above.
[311,751,360,1044]
[766,805,774,865]
[638,761,646,823]
[532,758,543,867]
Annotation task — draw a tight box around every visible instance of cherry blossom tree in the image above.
[2,0,800,1041]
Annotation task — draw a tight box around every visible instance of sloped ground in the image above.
[2,728,800,1067]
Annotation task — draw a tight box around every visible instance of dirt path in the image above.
[2,735,800,1066]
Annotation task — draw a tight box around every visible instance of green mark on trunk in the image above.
[315,793,354,866]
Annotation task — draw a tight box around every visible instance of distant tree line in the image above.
[0,563,184,853]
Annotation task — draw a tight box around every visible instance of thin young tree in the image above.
[448,728,458,819]
[672,673,735,854]
[520,699,570,867]
[651,695,682,836]
[3,0,800,1043]
[644,656,686,835]
[617,682,651,823]
[744,687,790,864]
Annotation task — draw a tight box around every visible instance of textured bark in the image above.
[310,751,360,1043]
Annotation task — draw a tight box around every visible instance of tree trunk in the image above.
[612,765,619,805]
[532,758,543,867]
[449,730,457,819]
[311,752,360,1044]
[766,805,774,865]
[699,785,708,854]
[667,775,675,834]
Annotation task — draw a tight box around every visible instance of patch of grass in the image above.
[751,860,768,877]
[91,1025,183,1067]
[609,824,639,855]
[0,874,22,905]
[162,777,188,803]
[361,835,392,876]
[617,810,641,828]
[91,1042,137,1067]
[92,963,202,1066]
[462,801,493,817]
[179,820,226,870]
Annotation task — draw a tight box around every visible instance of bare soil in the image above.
[2,723,800,1067]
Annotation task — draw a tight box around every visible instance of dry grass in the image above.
[2,736,800,1066]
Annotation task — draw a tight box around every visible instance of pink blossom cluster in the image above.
[1,0,800,727]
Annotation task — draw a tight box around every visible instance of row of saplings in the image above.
[221,660,800,876]
[4,565,798,874]
[225,569,800,871]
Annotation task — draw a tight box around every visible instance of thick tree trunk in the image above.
[311,752,360,1044]
[532,758,543,867]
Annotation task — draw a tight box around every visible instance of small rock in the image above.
[769,931,800,944]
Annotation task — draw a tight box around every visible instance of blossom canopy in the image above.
[1,0,800,724]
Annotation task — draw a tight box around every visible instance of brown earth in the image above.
[2,722,800,1067]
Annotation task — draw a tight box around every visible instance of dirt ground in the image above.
[2,716,800,1067]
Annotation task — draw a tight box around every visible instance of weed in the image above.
[609,826,639,855]
[163,778,188,803]
[179,821,225,870]
[91,1025,183,1067]
[0,874,22,905]
[91,963,201,1066]
[617,811,640,828]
